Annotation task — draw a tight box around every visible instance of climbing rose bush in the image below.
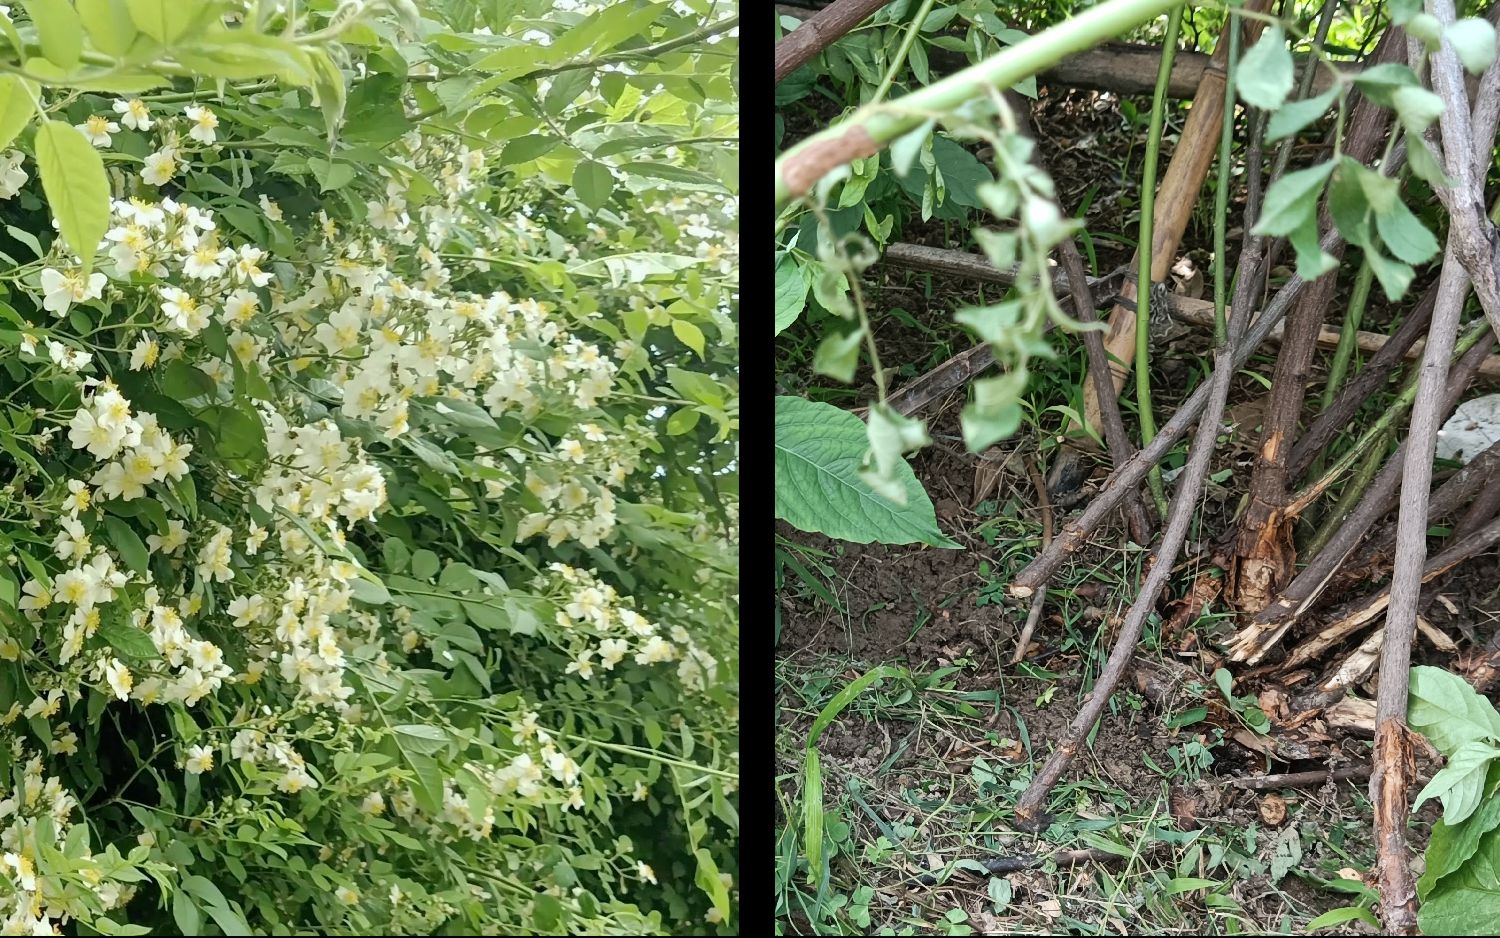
[0,0,738,934]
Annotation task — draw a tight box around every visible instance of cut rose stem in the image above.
[1010,222,1265,830]
[1056,236,1153,543]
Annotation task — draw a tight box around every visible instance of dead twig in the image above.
[1012,457,1054,664]
[1230,766,1371,790]
[1057,236,1152,543]
[912,844,1158,886]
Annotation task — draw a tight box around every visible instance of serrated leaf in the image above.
[102,516,149,576]
[0,75,36,152]
[35,120,110,273]
[860,402,931,503]
[1407,130,1457,188]
[890,119,934,177]
[1352,63,1420,107]
[1447,18,1498,75]
[775,253,809,335]
[1238,26,1294,110]
[1253,161,1334,237]
[22,0,83,68]
[98,618,157,659]
[671,318,704,357]
[813,328,862,382]
[1376,198,1440,265]
[1366,246,1415,301]
[1391,84,1447,135]
[1266,87,1339,142]
[1289,209,1339,279]
[775,396,958,547]
[572,160,613,213]
[126,0,204,43]
[393,724,449,755]
[76,0,140,57]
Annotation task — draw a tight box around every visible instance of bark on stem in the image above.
[774,0,893,85]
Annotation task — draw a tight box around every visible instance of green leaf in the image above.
[1253,161,1334,237]
[1388,0,1421,25]
[694,848,731,922]
[35,119,110,273]
[860,402,931,503]
[160,360,216,401]
[1391,84,1447,135]
[22,0,83,68]
[1306,906,1381,931]
[572,160,613,213]
[1288,209,1339,280]
[1447,18,1498,75]
[1418,863,1500,935]
[1376,198,1440,265]
[1409,665,1500,754]
[76,0,140,57]
[1266,87,1339,142]
[1407,131,1457,188]
[665,407,701,436]
[102,516,149,576]
[774,396,959,548]
[1238,25,1294,110]
[98,618,157,659]
[1352,63,1421,107]
[0,75,36,153]
[671,318,705,357]
[1420,767,1500,896]
[1365,246,1415,301]
[961,370,1027,450]
[774,253,809,336]
[812,328,862,382]
[410,549,439,580]
[928,136,993,209]
[890,119,934,177]
[393,724,448,755]
[307,157,355,192]
[1413,740,1500,823]
[126,0,204,43]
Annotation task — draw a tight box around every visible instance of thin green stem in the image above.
[871,0,937,104]
[774,0,1188,210]
[1320,256,1375,412]
[1305,426,1390,559]
[1135,5,1183,519]
[1213,5,1243,349]
[1292,316,1493,513]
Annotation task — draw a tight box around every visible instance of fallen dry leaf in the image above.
[1258,793,1287,826]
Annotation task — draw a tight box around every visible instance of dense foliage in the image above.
[0,1,738,934]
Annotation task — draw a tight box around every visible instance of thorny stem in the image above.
[1135,5,1183,520]
[870,0,938,104]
